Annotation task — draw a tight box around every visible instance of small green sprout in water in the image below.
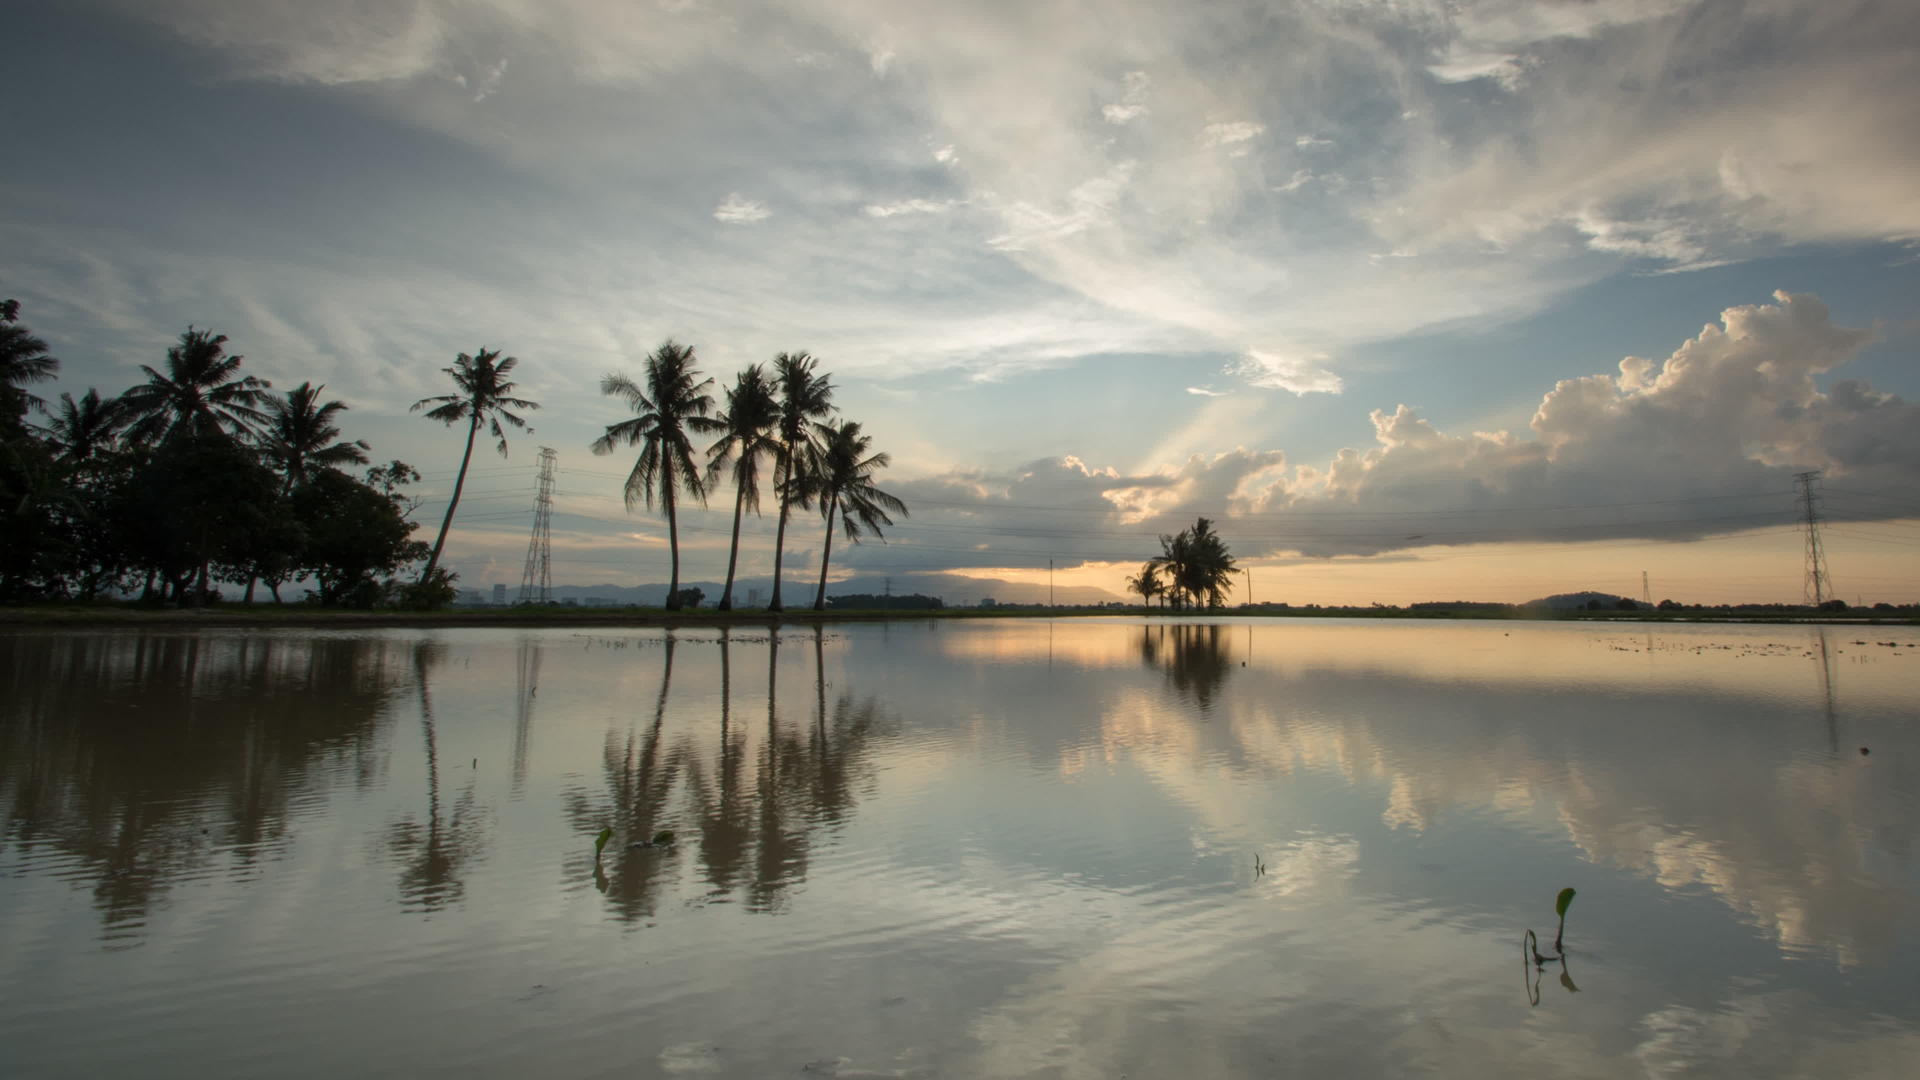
[1554,887,1576,953]
[594,827,614,860]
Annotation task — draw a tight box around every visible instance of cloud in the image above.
[863,198,957,218]
[1228,350,1345,395]
[1200,121,1265,147]
[712,193,771,224]
[1185,386,1227,397]
[830,291,1919,573]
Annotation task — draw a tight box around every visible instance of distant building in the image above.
[979,598,996,608]
[492,584,507,605]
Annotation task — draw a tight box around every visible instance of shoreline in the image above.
[1,606,1913,630]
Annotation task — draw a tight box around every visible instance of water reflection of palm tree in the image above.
[388,641,485,914]
[687,628,753,894]
[562,633,690,921]
[1138,623,1236,710]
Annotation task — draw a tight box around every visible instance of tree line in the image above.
[0,291,906,610]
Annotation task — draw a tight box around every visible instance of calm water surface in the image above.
[2,619,1917,1078]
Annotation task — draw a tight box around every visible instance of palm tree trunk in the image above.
[664,471,682,610]
[420,412,480,583]
[718,481,747,610]
[768,448,792,612]
[811,495,838,611]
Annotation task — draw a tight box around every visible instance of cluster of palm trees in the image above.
[3,303,419,603]
[412,339,906,612]
[1128,517,1238,610]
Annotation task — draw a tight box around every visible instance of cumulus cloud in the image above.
[838,292,1918,572]
[863,198,957,218]
[712,193,771,224]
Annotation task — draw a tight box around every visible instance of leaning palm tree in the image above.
[410,348,538,584]
[592,341,724,610]
[258,382,370,490]
[807,420,908,611]
[45,389,125,463]
[766,352,834,612]
[118,327,271,446]
[704,364,780,610]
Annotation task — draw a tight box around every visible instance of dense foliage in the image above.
[0,295,431,607]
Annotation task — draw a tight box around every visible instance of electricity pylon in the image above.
[518,447,557,605]
[1795,470,1832,606]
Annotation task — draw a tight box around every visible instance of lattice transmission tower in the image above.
[1795,470,1833,606]
[518,447,558,605]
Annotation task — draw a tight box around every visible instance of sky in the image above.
[6,0,1919,605]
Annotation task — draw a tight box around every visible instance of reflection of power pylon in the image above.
[518,448,557,605]
[1795,470,1833,606]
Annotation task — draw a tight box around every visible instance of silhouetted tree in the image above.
[592,341,724,611]
[44,389,125,464]
[705,364,780,610]
[766,352,834,613]
[258,382,369,490]
[1127,561,1164,608]
[1153,517,1236,609]
[807,420,907,611]
[0,295,58,422]
[410,348,537,584]
[118,328,270,446]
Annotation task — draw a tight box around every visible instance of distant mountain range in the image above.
[467,572,1124,608]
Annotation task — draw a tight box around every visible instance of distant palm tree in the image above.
[766,352,834,613]
[807,420,907,611]
[1127,561,1164,609]
[593,341,724,610]
[410,348,538,584]
[0,299,59,417]
[1154,517,1237,609]
[118,328,271,446]
[45,389,125,463]
[259,382,370,490]
[705,364,780,610]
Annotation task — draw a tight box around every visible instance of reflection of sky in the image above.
[2,620,1917,1077]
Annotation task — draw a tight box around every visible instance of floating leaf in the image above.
[1555,887,1577,918]
[651,830,676,847]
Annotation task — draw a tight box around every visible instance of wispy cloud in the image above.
[712,193,771,224]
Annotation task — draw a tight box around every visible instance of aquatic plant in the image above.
[1554,887,1576,953]
[594,827,613,861]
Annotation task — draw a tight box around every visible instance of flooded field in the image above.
[2,618,1916,1078]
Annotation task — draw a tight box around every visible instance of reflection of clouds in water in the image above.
[1066,620,1916,964]
[1633,992,1920,1078]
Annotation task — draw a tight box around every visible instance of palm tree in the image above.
[1155,517,1237,609]
[592,341,723,610]
[118,328,271,446]
[704,364,780,610]
[807,420,908,611]
[0,298,59,418]
[410,348,538,584]
[44,389,125,463]
[766,352,834,612]
[1127,561,1163,609]
[259,382,369,490]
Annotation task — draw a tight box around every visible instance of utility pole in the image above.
[884,576,892,610]
[1795,470,1833,606]
[1049,558,1055,609]
[1641,570,1651,607]
[517,447,557,605]
[1246,567,1254,607]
